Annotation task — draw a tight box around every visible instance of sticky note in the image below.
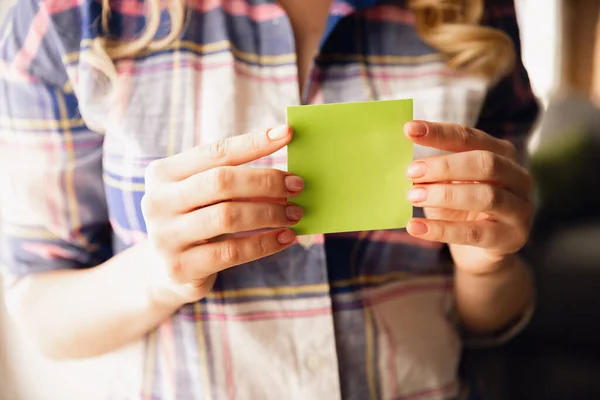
[287,99,414,235]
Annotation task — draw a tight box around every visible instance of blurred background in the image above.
[1,0,599,399]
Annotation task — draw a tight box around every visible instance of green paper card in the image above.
[287,99,414,235]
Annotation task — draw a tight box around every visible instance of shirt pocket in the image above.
[368,277,462,400]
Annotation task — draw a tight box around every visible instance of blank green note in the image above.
[287,99,414,235]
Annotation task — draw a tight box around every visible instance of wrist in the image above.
[146,279,189,312]
[136,241,189,312]
[454,251,520,277]
[454,254,533,334]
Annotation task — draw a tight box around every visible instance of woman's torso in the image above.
[11,0,532,399]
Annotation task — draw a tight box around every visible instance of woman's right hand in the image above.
[141,125,302,306]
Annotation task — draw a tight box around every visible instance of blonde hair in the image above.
[85,0,514,82]
[410,0,515,80]
[81,0,186,81]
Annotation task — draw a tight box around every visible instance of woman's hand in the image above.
[404,121,533,275]
[141,126,303,306]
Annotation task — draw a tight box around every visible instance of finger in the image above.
[162,202,303,248]
[406,218,526,253]
[148,125,292,182]
[407,184,530,223]
[406,150,532,199]
[404,121,517,160]
[178,228,296,279]
[165,167,304,213]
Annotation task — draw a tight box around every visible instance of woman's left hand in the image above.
[403,121,533,275]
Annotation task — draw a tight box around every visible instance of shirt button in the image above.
[306,354,328,372]
[297,235,317,248]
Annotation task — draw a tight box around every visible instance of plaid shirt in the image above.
[0,1,538,399]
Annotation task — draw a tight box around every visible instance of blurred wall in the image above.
[0,0,565,399]
[515,0,563,106]
[561,1,600,101]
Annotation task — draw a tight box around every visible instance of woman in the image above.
[0,0,538,399]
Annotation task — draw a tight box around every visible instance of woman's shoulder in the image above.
[0,0,91,88]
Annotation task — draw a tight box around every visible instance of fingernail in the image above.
[285,176,305,192]
[407,187,427,202]
[267,125,291,141]
[406,162,426,179]
[408,221,428,235]
[277,229,296,245]
[285,205,303,221]
[405,121,427,137]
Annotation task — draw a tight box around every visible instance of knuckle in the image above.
[213,203,237,231]
[514,226,529,248]
[147,230,163,250]
[499,227,523,254]
[255,234,271,255]
[166,254,186,283]
[150,227,176,253]
[436,223,447,242]
[479,185,500,210]
[522,201,534,223]
[440,157,451,176]
[465,225,483,245]
[207,138,229,159]
[477,150,498,178]
[205,247,221,265]
[264,203,277,223]
[428,121,442,137]
[212,167,234,195]
[164,227,182,250]
[260,169,276,193]
[173,181,192,211]
[141,193,159,218]
[248,132,262,151]
[456,124,474,144]
[442,185,455,205]
[244,235,272,259]
[501,139,518,160]
[220,241,240,264]
[145,159,165,184]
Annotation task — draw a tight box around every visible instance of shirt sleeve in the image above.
[461,0,539,347]
[461,296,536,349]
[0,1,112,287]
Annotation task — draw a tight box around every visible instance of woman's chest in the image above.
[98,5,488,152]
[95,3,489,238]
